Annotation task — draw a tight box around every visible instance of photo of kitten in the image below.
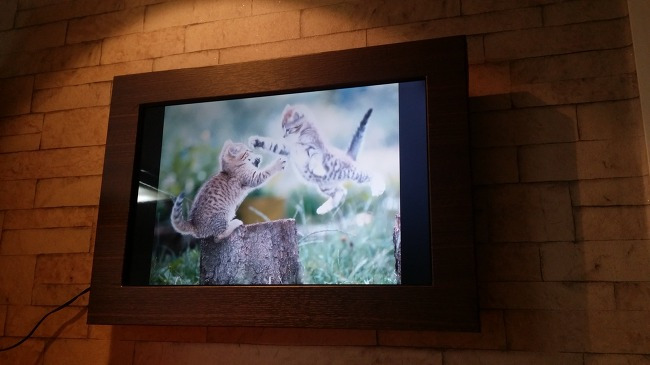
[249,104,385,214]
[171,140,285,240]
[150,83,401,285]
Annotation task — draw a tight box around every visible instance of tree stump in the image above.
[199,218,300,285]
[393,213,401,284]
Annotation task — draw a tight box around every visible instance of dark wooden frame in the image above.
[88,36,477,330]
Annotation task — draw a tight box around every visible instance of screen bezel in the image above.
[89,37,478,330]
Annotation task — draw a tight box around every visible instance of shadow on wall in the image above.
[471,89,650,352]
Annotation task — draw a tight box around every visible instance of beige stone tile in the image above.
[367,7,541,46]
[0,21,66,54]
[153,50,220,71]
[585,354,650,365]
[145,0,250,31]
[253,0,341,15]
[575,206,650,241]
[444,350,583,365]
[3,207,97,229]
[15,0,122,27]
[0,304,5,336]
[0,41,103,78]
[472,147,518,184]
[67,7,144,44]
[41,107,109,148]
[471,105,578,147]
[570,176,650,206]
[1,227,92,255]
[0,114,43,136]
[113,325,207,342]
[485,18,632,61]
[18,0,67,10]
[43,339,134,365]
[473,183,574,242]
[577,99,643,141]
[480,282,615,310]
[34,253,93,284]
[134,342,442,365]
[467,35,485,64]
[511,47,636,85]
[543,0,629,26]
[512,74,638,107]
[185,11,300,52]
[0,146,105,180]
[31,283,90,306]
[0,0,17,30]
[518,142,578,182]
[519,138,648,182]
[0,76,33,117]
[469,62,510,97]
[505,310,590,352]
[461,0,557,15]
[32,82,112,112]
[0,133,41,152]
[541,240,650,281]
[301,0,460,37]
[34,60,153,89]
[587,311,650,353]
[0,338,44,365]
[35,176,102,207]
[87,324,113,340]
[377,310,506,349]
[5,305,88,339]
[476,243,542,281]
[101,27,185,64]
[0,255,36,304]
[615,282,650,310]
[219,31,365,64]
[575,138,649,179]
[207,327,375,346]
[0,179,36,210]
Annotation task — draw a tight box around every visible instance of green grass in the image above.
[293,187,398,284]
[150,186,399,285]
[150,247,200,285]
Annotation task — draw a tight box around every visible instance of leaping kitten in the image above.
[171,140,286,240]
[249,104,385,215]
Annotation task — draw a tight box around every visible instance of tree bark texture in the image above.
[393,213,402,284]
[200,218,300,285]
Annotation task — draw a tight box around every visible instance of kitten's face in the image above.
[221,141,261,172]
[281,105,306,141]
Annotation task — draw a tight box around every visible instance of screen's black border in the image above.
[89,37,478,330]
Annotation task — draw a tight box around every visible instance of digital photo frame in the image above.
[89,36,478,330]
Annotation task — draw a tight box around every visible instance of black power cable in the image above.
[0,287,90,352]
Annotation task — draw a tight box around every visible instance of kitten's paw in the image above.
[370,176,386,196]
[248,136,264,149]
[273,157,287,172]
[316,199,335,215]
[216,219,243,241]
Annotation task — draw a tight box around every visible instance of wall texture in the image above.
[1,0,648,364]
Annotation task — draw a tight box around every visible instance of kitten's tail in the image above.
[347,108,372,161]
[170,192,196,236]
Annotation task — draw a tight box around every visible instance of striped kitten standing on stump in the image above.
[171,140,286,240]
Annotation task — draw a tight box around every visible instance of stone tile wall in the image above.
[1,0,648,364]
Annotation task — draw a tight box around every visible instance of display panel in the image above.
[124,81,429,286]
[89,37,477,330]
